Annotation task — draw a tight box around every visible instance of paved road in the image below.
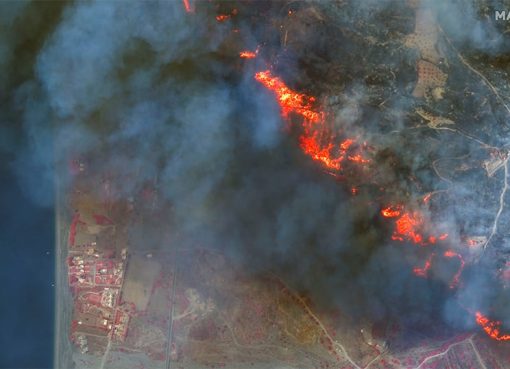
[165,247,179,369]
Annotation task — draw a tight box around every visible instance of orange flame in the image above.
[381,206,402,218]
[465,237,485,248]
[254,70,369,171]
[348,154,370,164]
[443,250,464,289]
[254,70,467,295]
[392,211,424,244]
[216,14,230,22]
[413,253,435,278]
[475,312,510,341]
[254,71,322,123]
[182,0,192,13]
[412,250,464,288]
[382,206,448,246]
[239,51,257,59]
[299,135,354,170]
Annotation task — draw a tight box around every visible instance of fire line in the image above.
[475,312,510,341]
[253,69,498,340]
[254,70,369,171]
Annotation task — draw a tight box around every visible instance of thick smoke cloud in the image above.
[5,0,510,347]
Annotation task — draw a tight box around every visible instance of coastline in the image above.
[54,173,74,369]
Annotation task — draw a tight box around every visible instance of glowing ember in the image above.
[340,139,354,150]
[216,14,230,22]
[413,253,435,278]
[475,312,510,341]
[239,51,257,59]
[467,239,478,247]
[381,206,402,218]
[423,193,432,203]
[351,187,358,195]
[182,0,192,13]
[443,250,464,289]
[465,236,486,248]
[347,154,370,164]
[428,233,449,244]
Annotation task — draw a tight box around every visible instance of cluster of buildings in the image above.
[67,212,132,355]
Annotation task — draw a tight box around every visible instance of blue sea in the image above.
[0,156,54,368]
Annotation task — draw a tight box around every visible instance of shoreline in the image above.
[54,174,74,369]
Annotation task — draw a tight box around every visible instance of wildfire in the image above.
[381,206,402,218]
[443,250,465,289]
[254,70,323,123]
[475,312,510,341]
[392,211,425,244]
[216,14,230,22]
[254,70,465,292]
[348,154,370,164]
[381,206,448,246]
[216,8,238,21]
[465,236,486,248]
[182,0,192,13]
[411,250,464,288]
[413,253,435,278]
[239,51,257,59]
[254,70,370,171]
[467,239,478,247]
[299,135,355,170]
